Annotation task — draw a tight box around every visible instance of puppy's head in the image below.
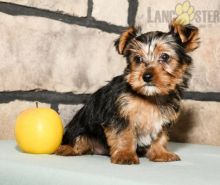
[115,19,199,96]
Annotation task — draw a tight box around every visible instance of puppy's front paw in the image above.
[111,151,140,165]
[148,151,180,162]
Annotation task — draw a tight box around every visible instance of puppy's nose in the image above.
[143,73,153,83]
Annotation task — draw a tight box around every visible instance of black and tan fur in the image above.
[56,19,199,164]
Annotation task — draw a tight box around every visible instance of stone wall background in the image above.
[0,0,219,145]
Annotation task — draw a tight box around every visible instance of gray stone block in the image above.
[170,100,220,146]
[92,0,128,26]
[0,12,125,93]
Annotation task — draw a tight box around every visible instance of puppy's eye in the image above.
[159,53,170,62]
[134,56,143,64]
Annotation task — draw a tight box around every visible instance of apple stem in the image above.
[36,102,39,108]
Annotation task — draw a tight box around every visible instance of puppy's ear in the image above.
[115,27,138,55]
[169,19,200,52]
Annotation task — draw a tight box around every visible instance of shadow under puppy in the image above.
[56,19,199,164]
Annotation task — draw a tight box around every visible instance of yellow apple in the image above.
[15,107,63,154]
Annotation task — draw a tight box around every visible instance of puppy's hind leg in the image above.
[55,135,92,156]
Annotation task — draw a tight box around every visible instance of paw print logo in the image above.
[175,0,195,25]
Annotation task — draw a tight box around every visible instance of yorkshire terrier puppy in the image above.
[56,19,199,164]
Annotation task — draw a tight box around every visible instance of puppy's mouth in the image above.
[144,82,154,86]
[141,85,161,96]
